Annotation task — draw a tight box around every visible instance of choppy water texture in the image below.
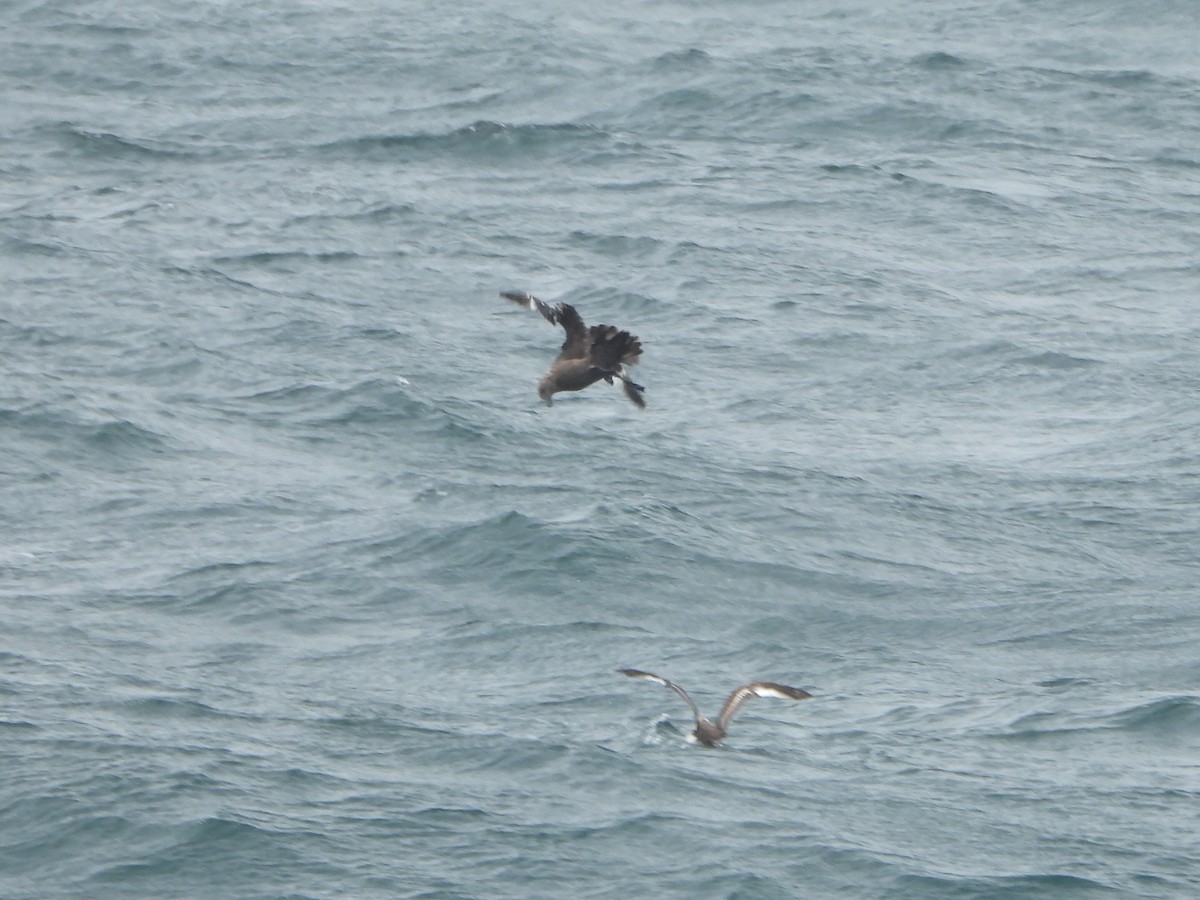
[3,0,1199,897]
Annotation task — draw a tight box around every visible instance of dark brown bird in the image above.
[618,669,812,746]
[501,291,645,407]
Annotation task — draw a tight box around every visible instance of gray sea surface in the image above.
[2,0,1199,897]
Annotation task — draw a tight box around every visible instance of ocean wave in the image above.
[620,86,819,140]
[570,287,669,319]
[0,235,75,258]
[211,249,362,268]
[157,558,282,610]
[283,202,419,229]
[938,339,1104,381]
[232,377,446,430]
[318,120,609,162]
[2,802,142,882]
[89,817,284,885]
[1,406,168,461]
[1016,350,1102,370]
[0,717,39,731]
[48,123,208,161]
[438,620,655,677]
[1109,695,1200,735]
[1018,65,1173,92]
[366,510,614,578]
[567,230,665,260]
[884,166,1038,212]
[910,51,971,71]
[1004,696,1200,740]
[1152,154,1200,170]
[897,870,1113,896]
[111,696,230,722]
[650,48,714,71]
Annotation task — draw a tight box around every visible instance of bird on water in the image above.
[618,669,812,746]
[500,290,645,407]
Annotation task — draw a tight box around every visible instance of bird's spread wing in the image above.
[716,682,812,729]
[500,290,558,324]
[621,377,646,409]
[618,669,702,726]
[500,291,589,359]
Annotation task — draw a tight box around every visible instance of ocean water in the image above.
[2,0,1198,896]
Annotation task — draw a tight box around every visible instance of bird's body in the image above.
[501,291,646,407]
[618,668,812,746]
